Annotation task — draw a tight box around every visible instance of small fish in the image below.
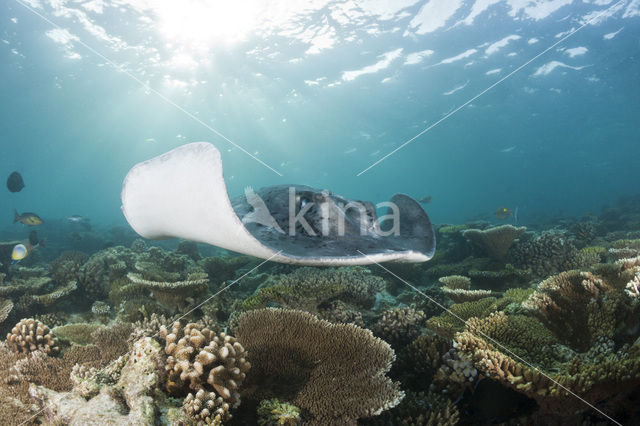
[14,210,43,226]
[11,233,45,264]
[494,207,513,220]
[6,171,25,192]
[418,195,433,204]
[67,215,86,223]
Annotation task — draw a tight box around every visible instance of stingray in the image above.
[121,142,435,266]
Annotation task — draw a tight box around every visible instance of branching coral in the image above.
[80,246,137,299]
[522,270,616,351]
[364,390,460,426]
[160,321,250,408]
[235,308,403,425]
[183,389,231,425]
[463,225,526,260]
[257,398,302,426]
[425,297,498,338]
[373,307,426,348]
[6,318,59,355]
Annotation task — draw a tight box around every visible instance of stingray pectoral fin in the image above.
[120,142,278,259]
[121,142,436,266]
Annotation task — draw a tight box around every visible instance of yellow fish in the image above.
[494,207,513,220]
[13,210,43,226]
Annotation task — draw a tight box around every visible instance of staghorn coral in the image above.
[432,347,478,395]
[6,318,59,355]
[257,398,302,425]
[242,279,346,313]
[467,264,532,290]
[130,237,147,253]
[463,225,526,260]
[160,321,250,408]
[373,307,426,348]
[235,308,403,425]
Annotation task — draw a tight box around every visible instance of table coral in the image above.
[449,263,640,422]
[463,225,526,260]
[127,272,208,311]
[6,318,59,355]
[235,308,403,425]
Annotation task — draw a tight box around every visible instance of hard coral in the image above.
[373,307,426,348]
[160,321,250,406]
[235,308,403,425]
[257,398,301,426]
[463,225,526,260]
[6,318,59,355]
[29,337,162,425]
[183,389,231,425]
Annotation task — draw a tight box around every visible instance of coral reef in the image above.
[463,225,526,260]
[0,298,13,324]
[235,308,403,425]
[127,272,208,311]
[6,318,59,355]
[257,398,302,425]
[29,337,162,424]
[159,320,250,424]
[373,306,426,348]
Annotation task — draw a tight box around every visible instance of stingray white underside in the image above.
[121,142,430,265]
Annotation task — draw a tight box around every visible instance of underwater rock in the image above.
[235,308,403,425]
[29,337,161,425]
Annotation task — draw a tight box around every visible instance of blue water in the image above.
[1,0,638,232]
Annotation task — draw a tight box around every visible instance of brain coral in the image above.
[235,308,403,425]
[6,318,59,355]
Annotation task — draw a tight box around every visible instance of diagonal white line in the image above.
[17,251,281,426]
[357,250,623,426]
[12,0,283,177]
[356,0,627,176]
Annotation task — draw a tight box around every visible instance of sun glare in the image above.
[154,0,259,52]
